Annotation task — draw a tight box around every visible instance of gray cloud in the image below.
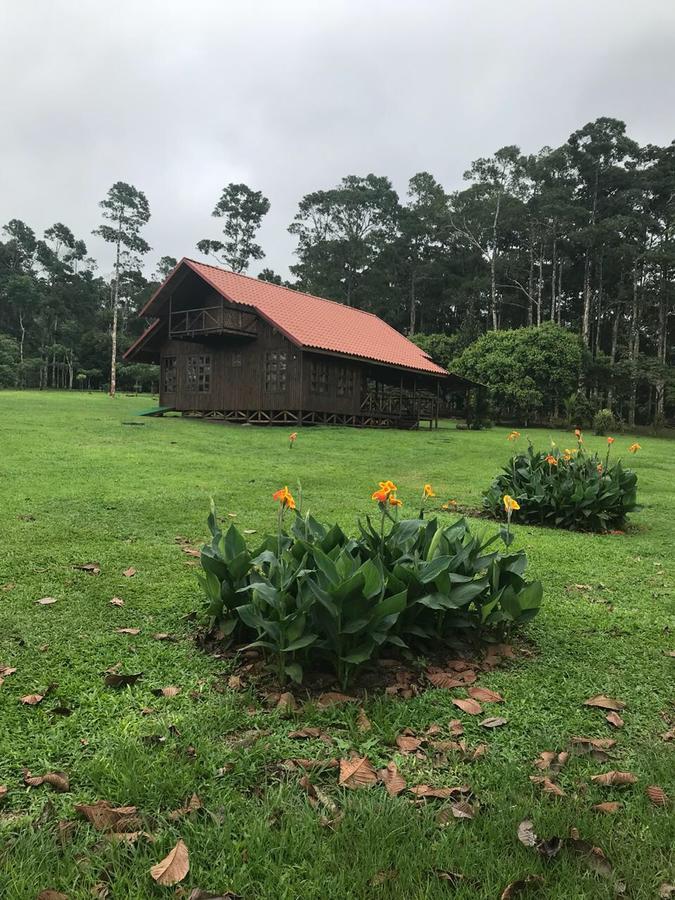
[2,0,674,279]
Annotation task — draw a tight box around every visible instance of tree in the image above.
[0,333,19,387]
[154,255,177,282]
[92,182,151,397]
[197,183,269,273]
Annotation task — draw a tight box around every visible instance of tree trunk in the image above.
[490,194,500,330]
[536,239,543,326]
[628,262,641,428]
[606,299,621,409]
[409,271,417,335]
[550,233,557,322]
[110,230,121,398]
[527,228,534,326]
[582,252,592,346]
[655,262,668,419]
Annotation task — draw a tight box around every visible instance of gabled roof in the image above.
[132,258,448,377]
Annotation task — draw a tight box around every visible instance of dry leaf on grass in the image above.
[36,597,58,605]
[529,776,565,797]
[299,775,343,828]
[592,801,621,814]
[37,891,69,900]
[567,838,613,878]
[152,685,181,698]
[75,800,138,831]
[317,692,356,708]
[452,698,482,715]
[288,727,333,746]
[590,771,637,787]
[356,708,372,732]
[276,691,297,712]
[168,794,202,821]
[500,875,544,898]
[659,884,675,898]
[468,686,504,703]
[534,751,569,773]
[122,567,137,578]
[0,665,17,677]
[104,672,142,688]
[408,784,471,800]
[426,672,467,689]
[480,716,508,729]
[338,755,378,789]
[378,761,406,797]
[110,597,124,607]
[370,869,398,886]
[23,770,70,792]
[396,733,423,753]
[435,800,476,823]
[115,627,140,636]
[646,785,669,807]
[74,562,100,575]
[0,784,7,798]
[449,719,464,736]
[150,839,189,885]
[517,819,538,847]
[153,632,174,641]
[20,693,44,705]
[605,711,624,728]
[584,695,626,711]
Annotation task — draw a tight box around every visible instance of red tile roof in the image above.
[138,258,447,376]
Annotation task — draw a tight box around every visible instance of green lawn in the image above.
[0,391,673,900]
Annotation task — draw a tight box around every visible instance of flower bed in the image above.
[197,481,542,689]
[483,432,640,532]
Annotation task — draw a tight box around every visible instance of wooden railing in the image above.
[360,390,436,419]
[170,305,257,338]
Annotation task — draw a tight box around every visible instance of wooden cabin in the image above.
[125,258,474,428]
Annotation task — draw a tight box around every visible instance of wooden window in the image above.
[265,350,287,392]
[162,356,177,393]
[311,361,329,394]
[186,355,211,392]
[337,366,354,397]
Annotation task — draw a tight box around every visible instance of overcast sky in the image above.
[2,0,674,280]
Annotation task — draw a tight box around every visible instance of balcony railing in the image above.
[169,305,257,338]
[360,390,436,419]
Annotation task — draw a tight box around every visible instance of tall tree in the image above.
[197,183,269,273]
[93,182,150,397]
[154,255,177,282]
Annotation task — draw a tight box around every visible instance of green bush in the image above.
[593,407,616,435]
[197,499,543,689]
[483,440,639,532]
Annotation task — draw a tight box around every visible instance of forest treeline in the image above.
[0,116,672,425]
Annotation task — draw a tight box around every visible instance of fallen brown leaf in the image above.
[299,775,343,828]
[449,719,464,736]
[529,776,565,797]
[37,891,69,900]
[584,695,626,711]
[74,562,100,575]
[590,771,637,786]
[0,665,17,677]
[317,692,356,707]
[338,755,378,789]
[150,839,189,886]
[168,794,202,821]
[153,632,174,641]
[122,567,137,578]
[659,884,675,898]
[20,693,44,705]
[605,711,624,728]
[500,875,544,898]
[110,597,124,607]
[395,734,423,753]
[468,686,504,703]
[592,801,621,814]
[408,784,470,800]
[0,785,7,799]
[567,838,613,878]
[288,727,333,745]
[427,671,466,689]
[356,708,372,732]
[23,770,70,792]
[276,691,297,712]
[534,751,569,773]
[452,698,482,715]
[479,716,508,729]
[104,672,142,688]
[646,785,669,807]
[75,800,138,831]
[377,761,406,796]
[517,819,537,847]
[115,627,140,635]
[152,685,181,698]
[370,869,398,887]
[36,597,58,605]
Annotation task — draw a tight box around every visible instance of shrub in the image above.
[197,483,543,688]
[483,437,639,532]
[593,408,616,435]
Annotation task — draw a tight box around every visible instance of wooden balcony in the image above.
[169,305,257,339]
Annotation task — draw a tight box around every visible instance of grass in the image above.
[0,390,673,899]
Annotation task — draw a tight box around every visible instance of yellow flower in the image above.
[545,453,558,466]
[379,480,397,494]
[597,463,603,474]
[508,430,521,441]
[503,494,520,512]
[607,436,615,445]
[389,495,403,507]
[563,452,572,462]
[273,486,296,510]
[441,500,457,510]
[628,442,641,453]
[423,483,435,498]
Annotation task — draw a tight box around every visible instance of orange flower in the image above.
[371,489,388,502]
[289,432,297,441]
[273,486,296,509]
[607,436,615,445]
[423,483,435,498]
[503,495,520,513]
[508,430,521,441]
[597,463,603,474]
[389,495,403,507]
[545,453,558,466]
[379,480,397,493]
[628,442,641,453]
[575,429,583,442]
